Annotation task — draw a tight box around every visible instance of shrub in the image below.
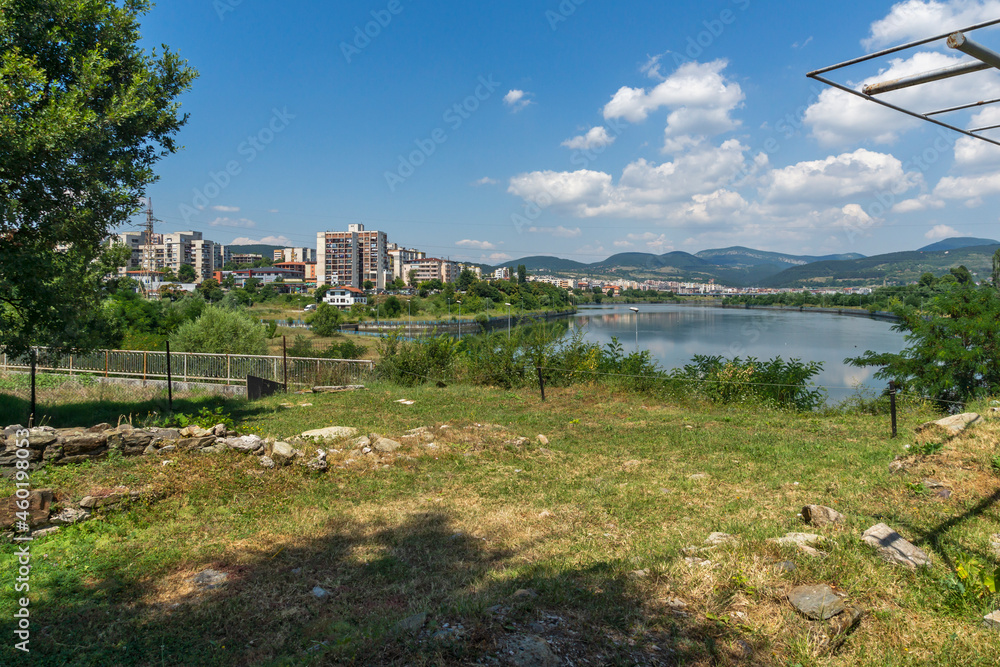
[307,303,341,336]
[170,305,268,355]
[672,355,824,410]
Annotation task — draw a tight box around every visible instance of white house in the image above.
[323,286,368,309]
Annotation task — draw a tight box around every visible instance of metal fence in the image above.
[0,348,374,389]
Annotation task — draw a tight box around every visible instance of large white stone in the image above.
[300,427,359,441]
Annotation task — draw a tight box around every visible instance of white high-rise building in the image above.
[316,223,390,289]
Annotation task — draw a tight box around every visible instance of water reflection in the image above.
[570,304,906,404]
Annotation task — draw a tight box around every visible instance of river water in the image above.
[570,304,907,404]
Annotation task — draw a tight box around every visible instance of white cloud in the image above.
[925,224,962,239]
[613,239,634,248]
[527,226,582,238]
[603,60,743,152]
[562,127,616,150]
[209,217,256,229]
[804,51,1000,145]
[761,149,921,207]
[211,205,240,212]
[487,252,512,262]
[503,90,533,112]
[266,209,279,214]
[640,53,669,81]
[509,140,754,221]
[230,235,292,246]
[456,239,499,250]
[792,36,813,49]
[892,194,945,212]
[953,107,1000,169]
[934,170,1000,199]
[627,232,674,253]
[471,177,498,186]
[864,1,1000,49]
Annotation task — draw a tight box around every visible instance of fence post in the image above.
[537,366,546,402]
[104,350,109,378]
[143,351,147,383]
[166,340,173,413]
[283,336,288,392]
[889,381,897,439]
[226,355,231,386]
[184,354,188,382]
[29,349,37,427]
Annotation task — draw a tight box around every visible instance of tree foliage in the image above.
[847,283,1000,408]
[170,305,267,355]
[307,303,341,336]
[0,0,197,357]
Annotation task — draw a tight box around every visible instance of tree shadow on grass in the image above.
[1,509,751,666]
[0,391,271,430]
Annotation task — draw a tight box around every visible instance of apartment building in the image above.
[386,243,426,281]
[273,247,317,263]
[316,223,390,289]
[229,253,263,266]
[401,257,460,285]
[113,231,227,281]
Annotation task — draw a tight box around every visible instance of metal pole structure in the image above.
[283,335,288,392]
[889,381,898,439]
[166,340,173,413]
[629,307,639,351]
[457,300,462,338]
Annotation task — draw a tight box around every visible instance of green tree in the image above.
[160,267,178,282]
[992,249,1000,289]
[847,283,1000,407]
[407,269,418,287]
[457,268,478,291]
[308,303,341,336]
[950,265,974,285]
[363,279,375,291]
[315,284,332,302]
[382,295,403,317]
[919,272,937,287]
[196,278,222,303]
[0,1,196,359]
[177,264,197,282]
[517,264,527,284]
[170,306,267,355]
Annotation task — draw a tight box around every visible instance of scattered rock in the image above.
[311,586,330,600]
[916,412,981,437]
[788,584,845,621]
[226,435,264,453]
[663,596,687,610]
[394,611,427,634]
[199,444,228,455]
[500,634,559,667]
[0,489,54,528]
[775,560,796,573]
[802,505,845,527]
[351,436,371,449]
[537,435,549,446]
[259,456,275,469]
[306,458,328,472]
[179,426,211,438]
[811,606,864,654]
[374,438,401,453]
[688,473,709,481]
[271,442,296,466]
[31,526,60,539]
[888,457,913,474]
[990,534,1000,560]
[49,507,90,525]
[512,588,539,600]
[79,492,130,510]
[191,569,228,589]
[769,532,824,547]
[628,569,649,579]
[862,523,931,569]
[798,545,826,558]
[684,556,712,567]
[936,489,953,500]
[300,426,359,441]
[984,610,1000,631]
[212,424,227,437]
[705,532,735,546]
[538,510,553,519]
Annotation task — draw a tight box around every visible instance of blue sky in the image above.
[130,0,1000,264]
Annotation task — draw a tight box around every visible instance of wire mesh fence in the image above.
[0,348,375,426]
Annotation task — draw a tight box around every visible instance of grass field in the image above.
[1,382,999,665]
